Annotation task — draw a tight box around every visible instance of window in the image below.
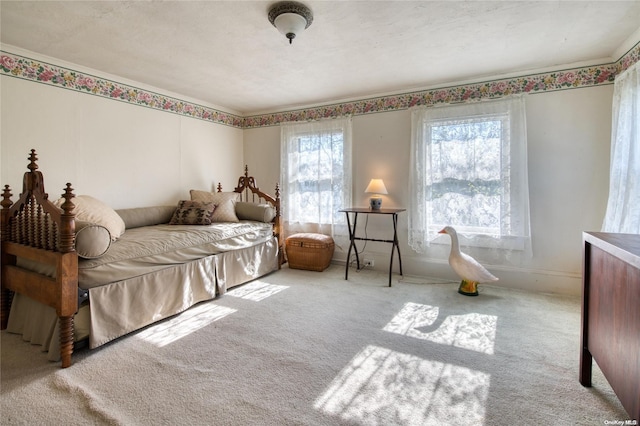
[428,115,505,236]
[408,96,531,254]
[280,118,352,239]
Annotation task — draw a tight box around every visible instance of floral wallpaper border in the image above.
[2,40,639,130]
[0,51,244,128]
[244,40,640,128]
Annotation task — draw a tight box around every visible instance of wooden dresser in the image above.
[580,232,640,421]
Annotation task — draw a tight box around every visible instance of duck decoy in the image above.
[439,226,498,296]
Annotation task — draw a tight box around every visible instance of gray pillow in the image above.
[235,202,276,223]
[75,221,111,259]
[116,206,176,229]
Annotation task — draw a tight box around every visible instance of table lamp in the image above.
[365,178,388,210]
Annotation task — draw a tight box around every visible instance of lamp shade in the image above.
[365,179,387,210]
[365,179,388,195]
[273,13,307,38]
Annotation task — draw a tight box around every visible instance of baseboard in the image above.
[330,254,582,296]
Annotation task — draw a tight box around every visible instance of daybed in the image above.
[1,150,283,368]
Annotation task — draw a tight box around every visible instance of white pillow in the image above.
[55,195,125,241]
[190,190,240,223]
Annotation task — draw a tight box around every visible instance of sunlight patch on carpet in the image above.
[136,303,236,347]
[314,345,490,425]
[383,302,497,355]
[225,280,289,301]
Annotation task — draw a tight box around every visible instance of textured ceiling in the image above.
[1,1,640,115]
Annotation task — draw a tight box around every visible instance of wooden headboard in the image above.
[1,149,78,367]
[218,165,283,266]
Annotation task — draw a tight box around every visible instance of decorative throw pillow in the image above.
[54,195,125,241]
[75,221,112,259]
[190,190,240,223]
[169,200,215,225]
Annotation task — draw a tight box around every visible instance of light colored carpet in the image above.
[1,265,630,425]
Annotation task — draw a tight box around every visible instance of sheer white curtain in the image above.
[408,95,531,258]
[280,118,352,245]
[602,61,640,234]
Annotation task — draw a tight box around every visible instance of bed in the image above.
[1,149,283,367]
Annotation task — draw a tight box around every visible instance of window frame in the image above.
[280,118,352,239]
[425,112,509,240]
[408,96,531,254]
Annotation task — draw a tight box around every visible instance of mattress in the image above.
[79,221,274,289]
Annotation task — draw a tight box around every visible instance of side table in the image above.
[339,207,405,287]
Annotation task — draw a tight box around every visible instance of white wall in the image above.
[1,76,243,209]
[245,86,614,295]
[241,125,282,196]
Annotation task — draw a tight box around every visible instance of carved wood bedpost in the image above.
[59,184,76,252]
[274,182,284,267]
[1,185,15,330]
[58,184,77,368]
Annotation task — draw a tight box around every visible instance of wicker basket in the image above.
[286,233,335,272]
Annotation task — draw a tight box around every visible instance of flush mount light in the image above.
[268,1,313,44]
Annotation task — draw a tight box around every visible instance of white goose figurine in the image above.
[439,226,498,296]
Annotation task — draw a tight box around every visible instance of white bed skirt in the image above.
[5,237,279,361]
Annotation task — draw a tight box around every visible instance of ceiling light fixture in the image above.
[268,1,313,44]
